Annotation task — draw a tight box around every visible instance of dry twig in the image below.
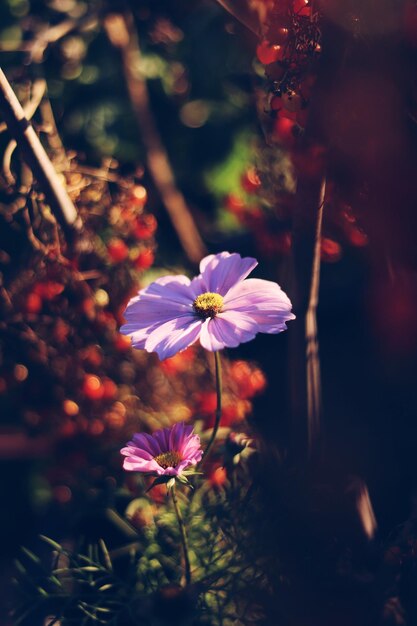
[0,67,81,237]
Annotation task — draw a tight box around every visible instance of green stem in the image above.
[201,350,222,466]
[171,484,191,586]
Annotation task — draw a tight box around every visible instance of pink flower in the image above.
[121,422,202,477]
[120,251,295,360]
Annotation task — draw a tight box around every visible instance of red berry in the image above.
[160,347,195,375]
[53,320,70,343]
[35,281,65,300]
[241,168,261,194]
[133,248,155,270]
[107,238,129,263]
[80,297,96,319]
[293,0,312,16]
[348,227,368,247]
[273,117,297,148]
[82,374,104,401]
[224,194,246,217]
[132,214,157,239]
[114,334,131,352]
[320,238,342,262]
[102,377,117,400]
[196,391,217,415]
[82,345,103,367]
[24,292,42,314]
[256,40,284,65]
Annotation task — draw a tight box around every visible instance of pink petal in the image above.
[223,278,295,331]
[123,456,160,473]
[199,316,252,351]
[132,432,162,456]
[122,277,195,328]
[199,252,258,296]
[199,318,227,351]
[153,427,170,452]
[169,422,192,451]
[120,445,154,462]
[180,436,203,460]
[223,278,293,312]
[139,275,194,305]
[144,316,202,360]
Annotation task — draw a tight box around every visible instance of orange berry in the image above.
[82,374,103,400]
[209,466,227,488]
[129,185,148,208]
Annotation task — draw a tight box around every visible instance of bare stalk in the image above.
[171,484,191,586]
[201,351,223,466]
[103,11,206,266]
[289,173,325,462]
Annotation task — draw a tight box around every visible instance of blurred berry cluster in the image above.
[0,143,267,506]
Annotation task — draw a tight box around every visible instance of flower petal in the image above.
[199,252,258,296]
[144,316,202,360]
[169,422,192,451]
[180,436,203,461]
[223,278,293,312]
[120,445,154,462]
[199,316,252,351]
[123,456,160,473]
[153,427,170,452]
[132,432,162,456]
[121,276,195,330]
[222,278,295,332]
[199,318,226,351]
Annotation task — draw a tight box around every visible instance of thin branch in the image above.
[289,173,325,463]
[104,11,206,266]
[0,78,46,134]
[0,67,81,237]
[2,79,47,185]
[305,177,325,451]
[23,15,98,64]
[3,139,17,185]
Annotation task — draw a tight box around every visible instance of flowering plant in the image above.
[121,251,295,359]
[121,422,203,488]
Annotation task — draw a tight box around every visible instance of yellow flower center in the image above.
[193,292,224,318]
[154,450,182,469]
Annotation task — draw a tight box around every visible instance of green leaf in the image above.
[40,536,65,553]
[99,539,113,572]
[20,546,41,564]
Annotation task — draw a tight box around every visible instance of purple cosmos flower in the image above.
[121,422,202,477]
[120,251,295,360]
